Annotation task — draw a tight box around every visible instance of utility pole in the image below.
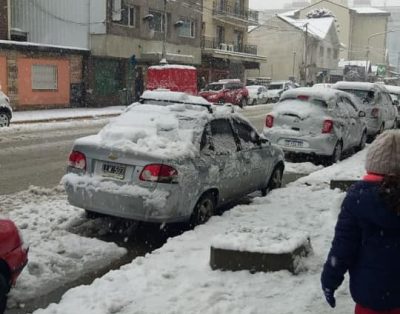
[161,0,168,63]
[303,23,309,85]
[292,51,297,78]
[397,52,400,76]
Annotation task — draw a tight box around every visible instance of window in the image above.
[319,46,324,58]
[210,119,238,154]
[333,49,339,59]
[232,119,257,150]
[327,48,332,59]
[178,19,196,38]
[149,10,165,32]
[114,2,137,27]
[32,64,58,90]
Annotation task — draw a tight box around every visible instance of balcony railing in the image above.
[201,36,258,55]
[213,1,259,24]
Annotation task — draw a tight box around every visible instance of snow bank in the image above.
[0,186,126,307]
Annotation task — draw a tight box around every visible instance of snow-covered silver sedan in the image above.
[63,91,284,225]
[263,88,367,164]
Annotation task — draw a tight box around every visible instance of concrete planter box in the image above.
[210,227,312,274]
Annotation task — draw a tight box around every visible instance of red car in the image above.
[199,79,249,108]
[0,219,28,313]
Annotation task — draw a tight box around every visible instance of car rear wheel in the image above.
[0,273,9,314]
[261,166,283,196]
[330,142,342,164]
[189,193,215,227]
[0,111,10,128]
[251,99,257,106]
[239,98,247,108]
[357,132,367,151]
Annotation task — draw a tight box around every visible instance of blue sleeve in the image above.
[321,191,361,291]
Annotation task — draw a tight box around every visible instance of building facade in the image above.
[247,14,340,84]
[199,0,266,83]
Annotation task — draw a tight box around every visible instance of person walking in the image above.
[321,130,400,314]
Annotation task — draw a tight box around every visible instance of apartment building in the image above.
[248,14,341,84]
[10,0,203,107]
[199,0,266,82]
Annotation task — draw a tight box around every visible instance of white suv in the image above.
[0,91,12,127]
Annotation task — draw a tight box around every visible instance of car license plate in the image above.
[284,139,304,148]
[102,163,126,180]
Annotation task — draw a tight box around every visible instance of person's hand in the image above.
[323,287,336,308]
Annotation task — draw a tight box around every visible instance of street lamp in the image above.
[365,30,395,72]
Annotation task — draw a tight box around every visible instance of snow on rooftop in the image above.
[278,15,334,40]
[148,65,197,70]
[353,7,389,14]
[0,40,88,51]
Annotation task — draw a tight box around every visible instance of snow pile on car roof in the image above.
[141,90,211,105]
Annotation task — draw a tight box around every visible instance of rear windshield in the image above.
[269,84,283,90]
[204,84,224,91]
[338,89,375,103]
[279,98,328,108]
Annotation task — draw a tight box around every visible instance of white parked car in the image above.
[263,88,368,164]
[332,82,397,138]
[266,81,296,103]
[0,91,12,127]
[246,85,268,106]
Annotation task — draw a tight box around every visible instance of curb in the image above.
[11,113,121,125]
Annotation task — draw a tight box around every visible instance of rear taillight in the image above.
[139,164,178,184]
[322,119,334,134]
[297,95,309,101]
[68,151,86,170]
[371,108,379,118]
[266,115,274,128]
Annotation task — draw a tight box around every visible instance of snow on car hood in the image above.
[74,103,211,159]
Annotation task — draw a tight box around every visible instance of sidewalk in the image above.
[11,106,126,124]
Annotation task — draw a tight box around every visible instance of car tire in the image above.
[0,273,9,314]
[251,99,257,106]
[189,192,215,227]
[0,111,10,128]
[261,165,283,196]
[329,141,342,165]
[239,98,247,108]
[357,131,367,151]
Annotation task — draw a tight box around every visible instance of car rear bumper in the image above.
[264,132,336,156]
[64,178,188,223]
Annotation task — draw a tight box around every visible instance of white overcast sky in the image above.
[249,0,399,10]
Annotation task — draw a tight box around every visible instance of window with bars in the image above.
[31,64,58,90]
[178,19,196,38]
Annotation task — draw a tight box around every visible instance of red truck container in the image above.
[146,65,198,95]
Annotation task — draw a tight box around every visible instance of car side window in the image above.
[343,97,358,117]
[336,97,350,118]
[232,119,257,150]
[210,119,238,154]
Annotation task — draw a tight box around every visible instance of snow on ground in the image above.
[0,186,127,307]
[12,106,125,123]
[33,149,368,314]
[284,161,324,174]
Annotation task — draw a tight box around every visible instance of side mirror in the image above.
[358,111,366,118]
